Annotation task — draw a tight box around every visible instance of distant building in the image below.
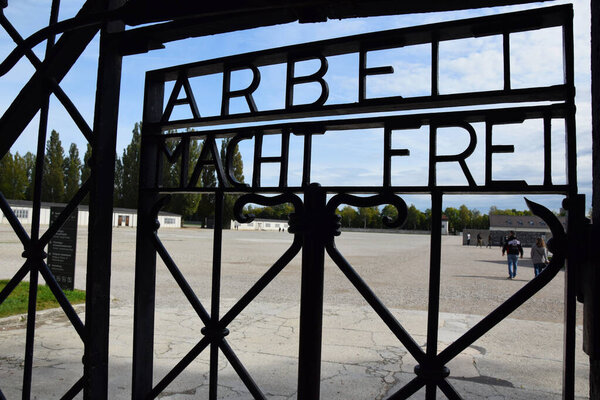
[463,214,567,247]
[441,215,449,235]
[0,199,182,228]
[231,218,289,231]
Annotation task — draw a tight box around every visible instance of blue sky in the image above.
[0,0,593,214]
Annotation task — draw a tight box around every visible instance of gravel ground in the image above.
[0,225,580,324]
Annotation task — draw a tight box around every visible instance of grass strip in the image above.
[0,279,85,318]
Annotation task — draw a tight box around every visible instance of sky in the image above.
[0,0,594,214]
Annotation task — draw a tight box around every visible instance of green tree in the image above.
[23,152,36,200]
[0,152,28,200]
[338,206,358,228]
[121,123,141,208]
[114,157,124,207]
[63,143,81,201]
[42,130,65,202]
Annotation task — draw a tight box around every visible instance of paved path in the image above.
[0,226,590,398]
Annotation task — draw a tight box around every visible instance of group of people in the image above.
[501,230,549,279]
[466,232,493,248]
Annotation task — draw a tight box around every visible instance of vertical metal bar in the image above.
[561,8,577,400]
[297,183,326,400]
[84,1,124,396]
[132,78,164,399]
[431,38,439,96]
[209,190,224,400]
[543,115,552,186]
[589,0,600,396]
[425,190,443,399]
[302,134,312,187]
[22,2,61,397]
[503,32,511,91]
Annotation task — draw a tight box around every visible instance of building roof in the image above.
[489,214,566,231]
[6,199,181,217]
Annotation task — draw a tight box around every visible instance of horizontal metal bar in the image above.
[148,184,571,196]
[153,87,569,131]
[154,102,569,137]
[145,5,571,82]
[39,262,86,340]
[326,243,427,364]
[152,233,211,325]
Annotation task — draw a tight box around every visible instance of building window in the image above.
[265,223,271,227]
[14,209,28,219]
[164,217,176,224]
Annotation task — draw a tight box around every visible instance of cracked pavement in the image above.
[0,227,591,398]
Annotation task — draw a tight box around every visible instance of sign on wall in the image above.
[47,207,78,291]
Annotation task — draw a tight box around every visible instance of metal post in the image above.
[84,1,124,397]
[425,191,443,399]
[588,0,600,396]
[297,183,326,400]
[132,77,164,398]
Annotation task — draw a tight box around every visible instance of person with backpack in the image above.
[502,231,523,279]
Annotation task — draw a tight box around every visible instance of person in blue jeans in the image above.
[502,231,523,279]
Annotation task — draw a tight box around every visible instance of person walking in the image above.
[502,231,523,279]
[530,237,549,277]
[466,232,471,245]
[486,234,493,248]
[476,233,483,247]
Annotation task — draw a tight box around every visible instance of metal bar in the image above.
[132,77,164,398]
[149,336,211,398]
[152,233,211,325]
[425,191,443,399]
[431,38,439,96]
[153,86,570,131]
[60,377,84,400]
[39,179,90,247]
[84,2,125,397]
[437,379,463,400]
[219,340,267,400]
[38,261,86,339]
[22,265,38,400]
[503,32,511,91]
[589,0,600,395]
[325,243,426,363]
[0,12,93,142]
[437,252,565,365]
[297,184,326,400]
[386,376,425,400]
[209,190,224,400]
[0,191,30,246]
[219,237,302,327]
[0,0,103,159]
[0,261,30,305]
[543,116,552,186]
[562,8,577,399]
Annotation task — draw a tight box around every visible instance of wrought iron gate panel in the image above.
[132,5,580,400]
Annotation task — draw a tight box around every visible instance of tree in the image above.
[338,206,358,228]
[63,143,81,201]
[0,153,28,200]
[23,152,36,200]
[121,123,141,208]
[42,130,65,202]
[220,138,245,227]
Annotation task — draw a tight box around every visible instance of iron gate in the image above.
[131,5,583,399]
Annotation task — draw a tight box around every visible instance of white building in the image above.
[231,218,289,231]
[1,200,181,228]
